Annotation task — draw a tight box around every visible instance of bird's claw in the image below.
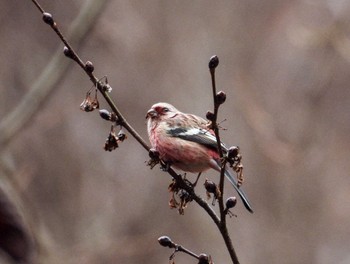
[160,161,171,172]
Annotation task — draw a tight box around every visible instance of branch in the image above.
[0,0,107,149]
[158,236,213,264]
[29,2,242,263]
[208,56,240,264]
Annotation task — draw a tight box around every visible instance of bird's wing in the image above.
[167,127,227,152]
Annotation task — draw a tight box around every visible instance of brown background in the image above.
[1,1,350,263]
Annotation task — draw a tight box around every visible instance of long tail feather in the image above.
[224,169,254,213]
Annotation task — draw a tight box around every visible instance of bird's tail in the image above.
[224,169,254,213]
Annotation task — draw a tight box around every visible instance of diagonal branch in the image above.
[28,2,240,263]
[0,0,108,149]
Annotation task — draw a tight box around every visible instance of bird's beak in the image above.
[146,109,157,119]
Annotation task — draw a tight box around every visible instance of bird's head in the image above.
[146,102,178,120]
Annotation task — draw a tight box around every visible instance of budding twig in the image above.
[208,55,240,264]
[30,0,222,241]
[158,236,213,264]
[29,2,241,263]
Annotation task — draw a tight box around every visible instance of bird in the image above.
[146,102,253,213]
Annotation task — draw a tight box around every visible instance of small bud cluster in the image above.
[168,178,193,215]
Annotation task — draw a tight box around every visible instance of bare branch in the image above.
[0,0,108,148]
[27,3,244,264]
[208,55,240,264]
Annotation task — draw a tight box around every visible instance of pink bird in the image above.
[146,102,253,213]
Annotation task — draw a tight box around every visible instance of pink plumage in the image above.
[146,102,253,213]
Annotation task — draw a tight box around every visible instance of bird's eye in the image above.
[163,107,169,112]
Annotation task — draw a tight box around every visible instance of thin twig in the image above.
[209,56,240,264]
[0,0,107,148]
[29,0,221,233]
[209,56,226,220]
[29,3,238,263]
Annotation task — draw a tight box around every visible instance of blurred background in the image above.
[1,0,350,263]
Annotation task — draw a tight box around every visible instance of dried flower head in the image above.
[168,179,193,215]
[80,87,99,112]
[103,126,127,151]
[104,126,119,151]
